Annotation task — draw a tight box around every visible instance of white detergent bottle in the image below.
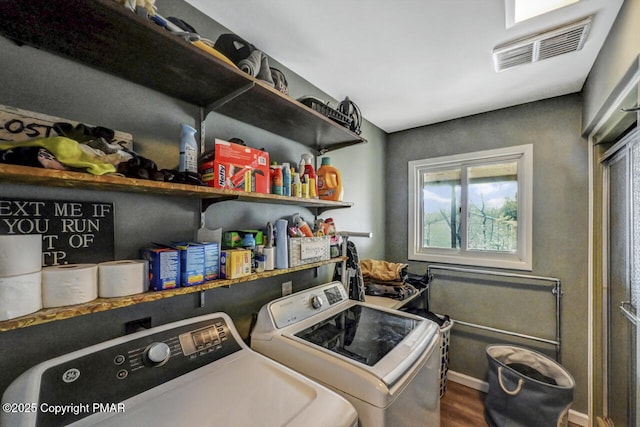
[179,124,198,173]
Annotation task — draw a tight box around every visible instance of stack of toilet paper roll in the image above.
[97,260,148,298]
[0,234,149,319]
[0,235,43,321]
[42,263,99,308]
[42,260,149,308]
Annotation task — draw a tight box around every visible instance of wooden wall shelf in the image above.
[0,0,366,153]
[0,0,361,333]
[0,257,346,332]
[0,164,353,212]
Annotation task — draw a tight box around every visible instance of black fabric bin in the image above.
[485,345,575,427]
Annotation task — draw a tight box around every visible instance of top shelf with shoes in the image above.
[0,0,366,153]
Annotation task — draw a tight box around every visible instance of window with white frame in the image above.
[408,144,533,270]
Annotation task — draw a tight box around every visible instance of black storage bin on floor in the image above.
[485,345,575,427]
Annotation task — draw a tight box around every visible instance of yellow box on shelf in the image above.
[219,249,252,279]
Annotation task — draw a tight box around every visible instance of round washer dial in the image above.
[144,342,171,367]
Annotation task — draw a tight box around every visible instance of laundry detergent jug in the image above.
[317,157,343,201]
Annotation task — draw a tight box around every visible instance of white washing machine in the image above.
[2,312,357,427]
[251,281,441,427]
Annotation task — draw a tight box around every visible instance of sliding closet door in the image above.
[631,131,640,427]
[603,128,638,426]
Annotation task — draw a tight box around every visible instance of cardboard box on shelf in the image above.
[141,247,180,291]
[219,249,252,279]
[202,242,220,281]
[200,139,270,194]
[172,242,206,287]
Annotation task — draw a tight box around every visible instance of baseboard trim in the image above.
[447,370,489,392]
[447,370,589,426]
[568,411,589,427]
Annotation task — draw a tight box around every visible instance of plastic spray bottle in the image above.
[282,162,291,196]
[293,213,314,238]
[299,153,318,199]
[179,124,198,173]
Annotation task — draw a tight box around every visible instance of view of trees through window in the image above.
[421,162,518,252]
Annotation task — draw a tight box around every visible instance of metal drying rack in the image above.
[426,264,563,361]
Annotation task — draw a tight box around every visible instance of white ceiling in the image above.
[184,0,624,133]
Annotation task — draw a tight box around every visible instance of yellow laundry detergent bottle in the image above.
[317,157,343,201]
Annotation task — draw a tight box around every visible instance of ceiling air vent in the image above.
[493,16,591,72]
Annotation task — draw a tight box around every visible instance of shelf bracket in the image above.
[199,82,255,149]
[201,196,240,212]
[316,206,343,216]
[203,82,255,117]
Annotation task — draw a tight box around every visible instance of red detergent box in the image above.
[141,247,180,291]
[201,139,270,194]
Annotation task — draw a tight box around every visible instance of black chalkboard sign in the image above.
[0,198,115,266]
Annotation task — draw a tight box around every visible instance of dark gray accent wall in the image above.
[385,94,590,412]
[0,0,385,397]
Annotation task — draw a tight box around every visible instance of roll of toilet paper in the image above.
[98,260,148,298]
[42,264,98,308]
[0,234,42,277]
[0,271,42,321]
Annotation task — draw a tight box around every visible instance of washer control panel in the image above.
[269,281,348,328]
[33,315,242,426]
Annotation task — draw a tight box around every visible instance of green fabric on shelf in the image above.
[0,137,117,175]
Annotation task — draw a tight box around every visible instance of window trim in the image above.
[408,144,533,270]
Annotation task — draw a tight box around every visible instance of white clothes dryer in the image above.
[251,281,441,427]
[2,312,357,427]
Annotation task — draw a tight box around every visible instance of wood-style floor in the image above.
[440,381,489,427]
[440,381,580,427]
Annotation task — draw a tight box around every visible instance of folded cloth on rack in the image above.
[360,259,408,282]
[365,281,417,300]
[237,49,275,87]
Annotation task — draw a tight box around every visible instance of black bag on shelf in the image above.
[214,34,255,65]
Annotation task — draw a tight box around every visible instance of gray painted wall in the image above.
[385,94,590,412]
[3,0,630,418]
[0,1,385,397]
